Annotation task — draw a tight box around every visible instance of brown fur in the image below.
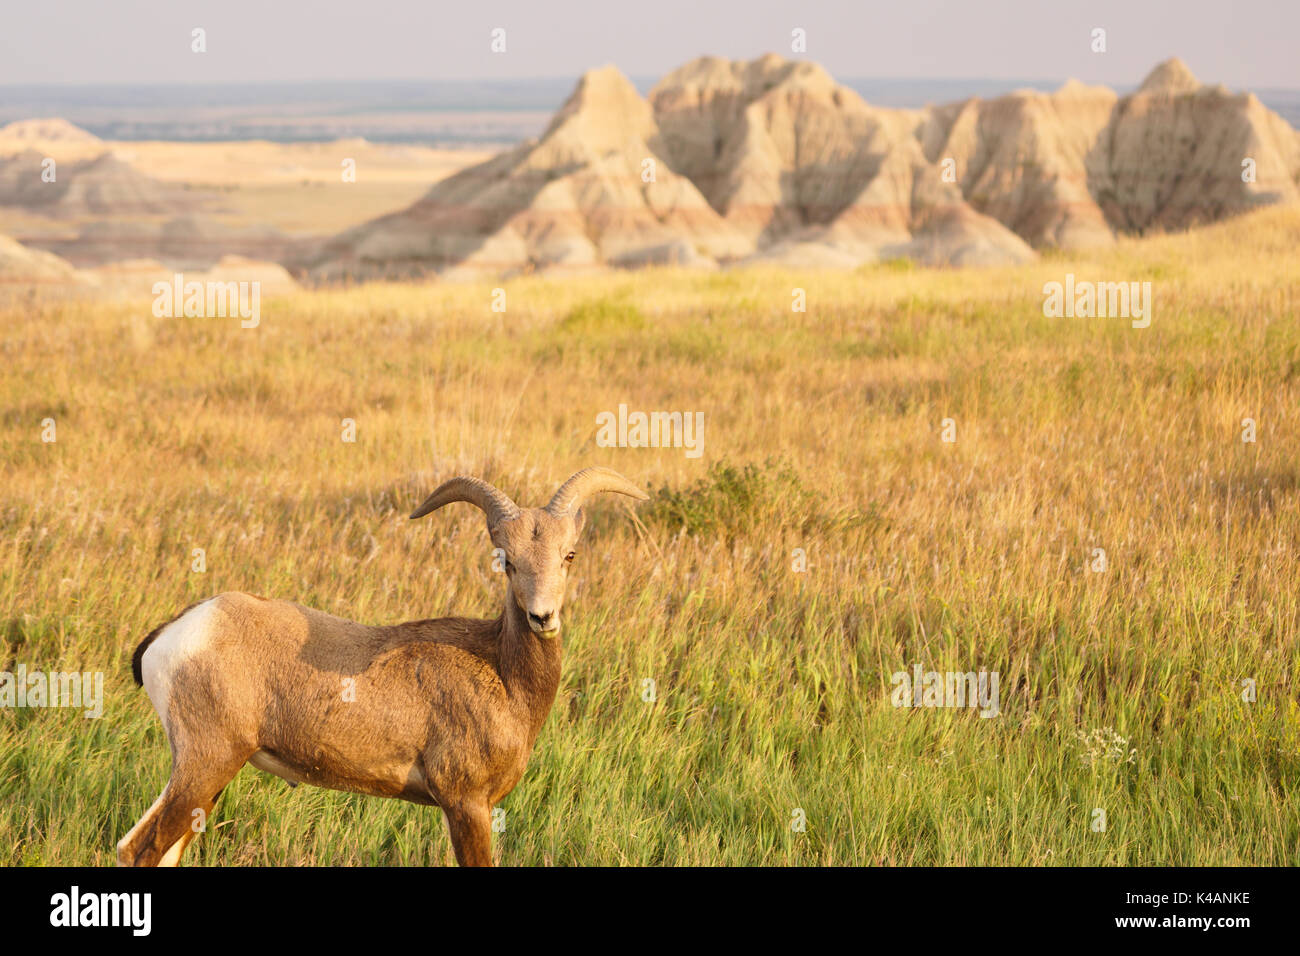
[118,470,646,867]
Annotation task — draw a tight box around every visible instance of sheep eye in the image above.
[565,552,576,563]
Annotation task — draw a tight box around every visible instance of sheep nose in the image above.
[528,610,556,631]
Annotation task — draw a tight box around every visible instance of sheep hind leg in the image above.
[116,789,168,866]
[156,780,239,866]
[118,754,246,867]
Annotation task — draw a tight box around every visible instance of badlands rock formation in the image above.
[1090,60,1300,232]
[38,215,293,269]
[84,254,298,298]
[0,145,271,269]
[919,79,1120,249]
[0,118,101,147]
[313,66,749,280]
[0,233,80,283]
[0,149,213,217]
[648,54,1034,267]
[312,55,1300,279]
[923,57,1300,246]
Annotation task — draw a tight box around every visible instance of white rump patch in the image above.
[141,598,218,731]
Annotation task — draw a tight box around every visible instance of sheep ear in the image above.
[573,508,587,536]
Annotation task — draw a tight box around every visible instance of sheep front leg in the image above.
[443,799,494,867]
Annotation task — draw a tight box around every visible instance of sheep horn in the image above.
[546,467,649,516]
[410,476,520,526]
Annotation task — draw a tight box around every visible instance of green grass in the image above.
[1,206,1299,865]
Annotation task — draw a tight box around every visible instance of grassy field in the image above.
[2,205,1299,866]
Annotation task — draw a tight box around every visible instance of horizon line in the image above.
[5,66,1293,93]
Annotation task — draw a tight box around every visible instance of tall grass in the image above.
[1,207,1298,865]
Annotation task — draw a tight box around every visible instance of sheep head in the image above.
[411,468,649,636]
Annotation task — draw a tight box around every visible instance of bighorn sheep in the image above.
[118,467,648,867]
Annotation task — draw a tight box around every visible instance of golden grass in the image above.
[1,205,1298,865]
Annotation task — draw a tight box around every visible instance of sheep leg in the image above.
[157,784,229,867]
[116,788,168,866]
[443,799,494,867]
[118,753,245,867]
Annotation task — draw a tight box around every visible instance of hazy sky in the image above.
[3,0,1297,88]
